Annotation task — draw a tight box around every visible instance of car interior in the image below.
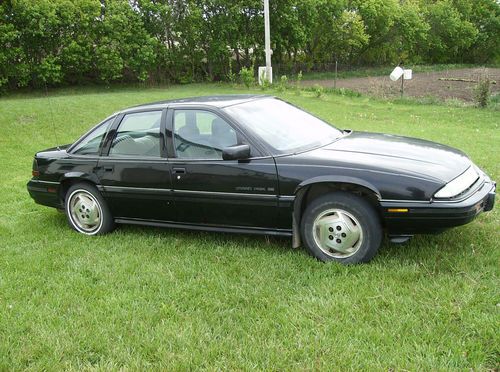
[174,111,238,159]
[73,110,239,159]
[110,116,161,157]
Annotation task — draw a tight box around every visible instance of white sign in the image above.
[403,69,412,80]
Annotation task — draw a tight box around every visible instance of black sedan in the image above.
[27,95,496,263]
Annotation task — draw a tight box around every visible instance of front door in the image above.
[97,109,175,222]
[168,108,279,228]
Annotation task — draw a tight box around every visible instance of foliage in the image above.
[0,0,499,89]
[0,85,498,369]
[277,75,289,92]
[239,67,255,88]
[474,78,492,107]
[423,1,478,63]
[313,83,324,98]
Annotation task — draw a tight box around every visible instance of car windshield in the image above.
[223,98,343,153]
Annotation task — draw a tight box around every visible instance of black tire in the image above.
[64,183,115,235]
[301,191,382,264]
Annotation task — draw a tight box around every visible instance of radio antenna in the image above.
[44,81,60,150]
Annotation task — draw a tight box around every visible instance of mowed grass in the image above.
[0,84,499,370]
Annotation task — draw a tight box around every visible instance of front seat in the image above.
[178,121,200,142]
[175,112,206,158]
[211,118,237,150]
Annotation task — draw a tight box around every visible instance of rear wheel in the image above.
[64,183,115,235]
[301,192,382,264]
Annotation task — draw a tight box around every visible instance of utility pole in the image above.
[264,0,272,83]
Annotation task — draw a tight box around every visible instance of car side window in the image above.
[109,111,162,157]
[173,110,238,159]
[72,117,114,155]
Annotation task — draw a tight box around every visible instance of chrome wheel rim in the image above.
[312,208,363,258]
[67,190,102,234]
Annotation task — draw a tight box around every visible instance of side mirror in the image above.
[222,144,250,161]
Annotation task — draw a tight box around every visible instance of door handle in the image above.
[173,168,186,174]
[103,166,114,172]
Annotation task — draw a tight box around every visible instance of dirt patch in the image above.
[301,68,500,102]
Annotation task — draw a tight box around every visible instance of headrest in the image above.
[211,117,228,136]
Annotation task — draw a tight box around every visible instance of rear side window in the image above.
[72,117,114,155]
[109,111,162,157]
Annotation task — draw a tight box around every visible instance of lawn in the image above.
[0,84,499,370]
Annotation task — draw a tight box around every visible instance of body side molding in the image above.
[115,217,293,237]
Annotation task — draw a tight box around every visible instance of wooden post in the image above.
[400,74,404,98]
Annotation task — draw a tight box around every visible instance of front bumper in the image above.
[381,180,496,234]
[27,179,62,209]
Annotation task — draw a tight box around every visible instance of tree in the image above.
[454,0,500,63]
[0,0,498,89]
[422,0,478,63]
[95,0,157,82]
[350,0,399,64]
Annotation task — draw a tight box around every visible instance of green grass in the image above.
[1,84,499,370]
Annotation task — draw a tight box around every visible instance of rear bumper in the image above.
[382,180,496,234]
[27,179,62,209]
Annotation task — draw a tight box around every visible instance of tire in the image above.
[301,191,382,264]
[64,183,115,235]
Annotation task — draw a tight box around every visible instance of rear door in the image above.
[97,109,175,221]
[167,107,279,228]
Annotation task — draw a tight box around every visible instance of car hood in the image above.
[302,131,471,183]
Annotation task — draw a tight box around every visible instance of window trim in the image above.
[102,109,166,159]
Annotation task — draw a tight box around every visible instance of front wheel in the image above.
[64,183,115,235]
[301,192,382,264]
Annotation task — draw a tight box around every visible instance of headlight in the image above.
[434,166,479,199]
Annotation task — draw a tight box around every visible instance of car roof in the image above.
[121,94,271,113]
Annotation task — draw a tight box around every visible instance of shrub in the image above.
[313,84,324,98]
[474,78,491,108]
[239,67,255,88]
[277,75,288,92]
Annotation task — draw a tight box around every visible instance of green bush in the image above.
[277,75,288,92]
[474,78,491,108]
[239,67,255,88]
[313,84,324,98]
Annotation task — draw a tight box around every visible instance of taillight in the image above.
[32,159,39,177]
